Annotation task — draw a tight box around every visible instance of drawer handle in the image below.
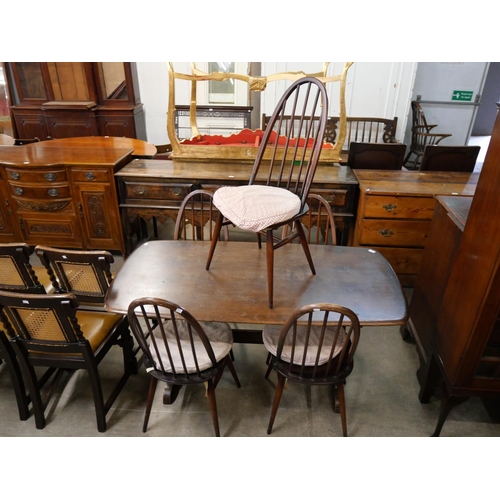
[48,188,60,197]
[379,229,394,238]
[135,187,146,195]
[382,203,397,212]
[85,172,95,180]
[173,188,183,197]
[14,187,23,196]
[45,173,57,182]
[11,172,20,180]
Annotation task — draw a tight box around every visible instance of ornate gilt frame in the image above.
[167,62,353,162]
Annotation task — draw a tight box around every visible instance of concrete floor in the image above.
[2,318,500,438]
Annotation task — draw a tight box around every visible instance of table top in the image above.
[105,240,408,326]
[22,136,157,158]
[353,169,479,196]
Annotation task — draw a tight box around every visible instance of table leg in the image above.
[163,383,183,404]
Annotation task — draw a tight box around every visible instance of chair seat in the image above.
[214,185,301,232]
[76,310,124,352]
[263,323,347,366]
[149,320,233,373]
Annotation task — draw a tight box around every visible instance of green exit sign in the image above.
[452,90,473,101]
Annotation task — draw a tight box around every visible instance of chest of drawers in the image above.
[115,159,358,255]
[351,170,479,286]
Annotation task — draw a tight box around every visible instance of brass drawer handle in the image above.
[173,188,183,197]
[382,203,397,212]
[379,229,394,237]
[11,172,20,180]
[135,187,146,195]
[45,173,57,181]
[48,188,60,197]
[14,187,23,196]
[85,172,95,180]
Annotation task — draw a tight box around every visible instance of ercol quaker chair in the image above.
[174,189,229,242]
[419,144,480,172]
[263,303,361,437]
[206,77,329,309]
[35,246,115,310]
[404,100,452,169]
[0,290,137,432]
[127,297,241,436]
[282,193,337,246]
[347,141,407,170]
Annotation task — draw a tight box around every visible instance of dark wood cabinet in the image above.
[408,104,500,436]
[4,62,146,140]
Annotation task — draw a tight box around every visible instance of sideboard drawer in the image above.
[5,167,67,183]
[358,219,430,247]
[124,181,192,202]
[371,246,424,276]
[363,195,436,219]
[72,168,111,183]
[8,184,71,200]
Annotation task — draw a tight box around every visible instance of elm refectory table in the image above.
[105,240,408,402]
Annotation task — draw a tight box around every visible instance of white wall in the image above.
[136,62,418,146]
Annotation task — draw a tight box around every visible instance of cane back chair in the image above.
[206,77,329,309]
[35,246,114,309]
[127,297,241,436]
[263,303,361,436]
[0,289,137,432]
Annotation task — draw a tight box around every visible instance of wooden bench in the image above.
[261,114,399,154]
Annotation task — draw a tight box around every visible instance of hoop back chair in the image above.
[263,303,361,436]
[0,290,137,432]
[282,193,337,246]
[419,144,480,172]
[174,189,229,241]
[404,101,452,169]
[127,297,241,436]
[35,246,114,309]
[347,141,406,170]
[206,77,329,309]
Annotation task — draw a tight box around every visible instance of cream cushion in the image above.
[149,320,233,374]
[213,185,301,232]
[263,324,347,366]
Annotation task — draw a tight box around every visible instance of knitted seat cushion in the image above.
[149,320,233,374]
[263,324,347,366]
[213,185,301,232]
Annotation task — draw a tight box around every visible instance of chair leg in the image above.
[206,379,220,437]
[267,372,287,435]
[266,229,274,309]
[206,211,224,270]
[336,381,348,437]
[264,356,274,379]
[225,355,241,388]
[143,376,158,433]
[295,220,316,275]
[21,362,46,430]
[87,364,107,433]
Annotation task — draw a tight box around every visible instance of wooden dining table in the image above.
[105,240,408,404]
[22,136,157,158]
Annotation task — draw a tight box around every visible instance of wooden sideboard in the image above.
[115,159,358,255]
[351,170,479,286]
[0,145,132,253]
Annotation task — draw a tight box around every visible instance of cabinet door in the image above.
[72,170,124,251]
[0,172,19,241]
